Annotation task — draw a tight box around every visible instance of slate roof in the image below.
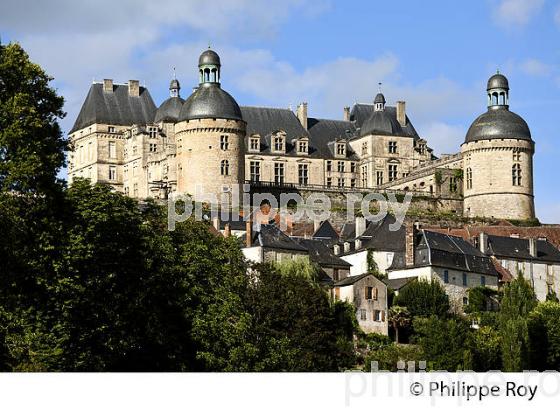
[154,96,184,123]
[296,239,351,268]
[245,223,307,252]
[179,83,242,121]
[465,107,532,143]
[383,277,416,291]
[334,273,373,287]
[339,214,406,255]
[70,83,157,133]
[349,104,419,138]
[242,106,308,140]
[486,235,560,264]
[312,220,339,240]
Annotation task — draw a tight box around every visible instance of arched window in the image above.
[512,164,522,186]
[466,168,473,190]
[211,68,217,82]
[221,160,229,176]
[499,92,505,105]
[492,92,499,105]
[204,68,210,82]
[199,69,203,83]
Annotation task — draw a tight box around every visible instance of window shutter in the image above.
[381,310,386,321]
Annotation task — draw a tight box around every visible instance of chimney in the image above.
[355,216,366,239]
[529,238,537,258]
[355,239,362,250]
[296,102,308,130]
[212,216,220,231]
[343,241,351,253]
[224,223,231,238]
[313,219,321,234]
[405,222,418,267]
[396,101,406,127]
[479,232,488,254]
[343,106,351,121]
[128,80,140,97]
[103,79,113,93]
[333,244,341,256]
[246,219,253,247]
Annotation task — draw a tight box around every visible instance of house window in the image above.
[132,163,138,176]
[351,179,356,188]
[149,143,157,153]
[326,160,332,172]
[481,276,486,286]
[359,309,367,321]
[338,161,345,173]
[443,270,449,283]
[333,269,340,281]
[338,178,345,188]
[133,183,138,197]
[512,164,522,186]
[449,177,458,193]
[250,137,260,151]
[298,141,308,154]
[513,150,521,162]
[273,136,284,152]
[250,161,260,182]
[361,166,368,187]
[108,126,115,133]
[365,286,376,300]
[466,168,473,189]
[220,160,229,176]
[132,145,138,156]
[220,135,229,150]
[274,163,284,184]
[326,177,332,187]
[337,143,345,156]
[108,166,116,181]
[148,127,158,138]
[388,165,398,182]
[462,273,468,286]
[374,310,382,321]
[350,162,356,173]
[298,164,309,185]
[388,141,397,154]
[108,141,116,158]
[463,297,469,306]
[376,171,383,185]
[362,142,368,155]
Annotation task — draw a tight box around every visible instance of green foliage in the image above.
[453,168,464,181]
[528,301,560,371]
[546,290,559,303]
[499,272,537,371]
[388,306,411,343]
[412,316,472,371]
[366,249,385,279]
[394,279,449,319]
[434,170,443,186]
[364,343,424,371]
[468,326,502,371]
[465,286,499,313]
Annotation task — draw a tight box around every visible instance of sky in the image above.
[1,0,559,222]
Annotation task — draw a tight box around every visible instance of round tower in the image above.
[461,72,535,220]
[175,48,245,202]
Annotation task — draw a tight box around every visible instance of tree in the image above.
[413,316,472,371]
[546,290,559,303]
[499,272,537,371]
[394,279,449,318]
[467,326,502,371]
[388,306,411,343]
[465,286,499,313]
[528,301,560,371]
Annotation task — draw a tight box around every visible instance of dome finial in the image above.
[378,82,382,92]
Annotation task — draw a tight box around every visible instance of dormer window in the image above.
[336,142,346,156]
[250,137,260,151]
[298,140,308,154]
[148,126,158,138]
[108,126,116,133]
[388,141,397,154]
[273,135,285,152]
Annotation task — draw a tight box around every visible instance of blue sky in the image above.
[1,0,559,222]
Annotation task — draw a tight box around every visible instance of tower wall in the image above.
[175,118,245,201]
[462,138,534,220]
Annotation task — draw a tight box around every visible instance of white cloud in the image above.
[417,122,466,156]
[520,58,553,76]
[493,0,545,26]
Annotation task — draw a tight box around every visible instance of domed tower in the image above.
[175,48,245,201]
[461,72,535,220]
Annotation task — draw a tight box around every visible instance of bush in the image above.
[364,343,424,371]
[394,279,449,318]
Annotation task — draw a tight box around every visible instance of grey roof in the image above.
[486,235,560,264]
[383,277,416,291]
[199,49,221,66]
[246,224,308,252]
[70,83,157,133]
[154,96,184,123]
[360,109,404,137]
[296,239,351,268]
[334,273,373,287]
[413,230,497,275]
[357,214,406,253]
[307,118,358,158]
[487,73,509,90]
[340,222,356,240]
[179,83,242,121]
[312,220,339,240]
[242,106,307,140]
[350,104,419,138]
[464,107,532,143]
[170,78,180,90]
[374,93,386,104]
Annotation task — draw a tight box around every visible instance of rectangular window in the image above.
[466,168,473,189]
[338,178,345,188]
[359,309,367,321]
[337,143,345,156]
[362,142,368,155]
[463,297,469,306]
[108,166,116,181]
[374,310,382,321]
[513,150,521,162]
[462,273,468,286]
[274,163,285,184]
[481,276,486,286]
[108,141,116,159]
[298,164,309,185]
[326,160,332,172]
[361,166,368,187]
[220,135,229,150]
[350,162,356,173]
[388,165,398,182]
[376,171,383,185]
[298,141,308,154]
[388,141,397,154]
[149,143,157,153]
[148,127,158,138]
[250,138,259,151]
[273,137,284,152]
[350,179,356,188]
[250,161,260,182]
[108,126,115,133]
[449,177,457,193]
[133,145,138,156]
[444,270,449,283]
[326,177,332,187]
[133,183,138,197]
[338,161,345,173]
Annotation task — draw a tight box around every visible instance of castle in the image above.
[68,48,536,221]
